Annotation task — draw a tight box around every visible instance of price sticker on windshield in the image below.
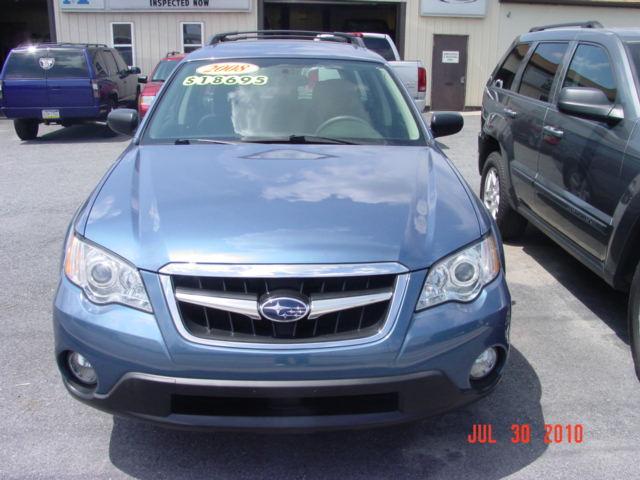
[196,62,260,76]
[183,75,269,86]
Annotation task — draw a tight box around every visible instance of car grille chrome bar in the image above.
[174,286,394,321]
[159,262,408,278]
[159,263,410,349]
[308,288,393,319]
[175,288,261,320]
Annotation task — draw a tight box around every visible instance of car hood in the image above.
[82,144,483,272]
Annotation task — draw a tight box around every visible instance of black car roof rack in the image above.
[209,30,365,47]
[17,42,109,48]
[166,51,182,57]
[529,21,603,33]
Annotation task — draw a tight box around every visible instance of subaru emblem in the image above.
[259,291,310,323]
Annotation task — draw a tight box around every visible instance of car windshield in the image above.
[362,37,396,62]
[152,59,180,82]
[144,58,424,146]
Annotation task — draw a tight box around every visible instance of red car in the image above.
[138,51,185,117]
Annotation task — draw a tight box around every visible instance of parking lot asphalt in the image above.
[1,114,639,479]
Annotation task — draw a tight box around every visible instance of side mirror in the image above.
[430,112,464,138]
[107,108,139,136]
[128,67,141,75]
[558,87,623,123]
[138,75,148,84]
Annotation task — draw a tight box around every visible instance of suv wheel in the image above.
[14,119,39,141]
[481,151,527,240]
[629,263,640,380]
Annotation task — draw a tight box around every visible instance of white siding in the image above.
[53,1,640,108]
[404,1,640,107]
[53,4,257,76]
[497,3,640,48]
[404,0,502,108]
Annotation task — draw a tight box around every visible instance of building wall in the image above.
[52,4,256,75]
[497,3,640,48]
[405,0,640,107]
[404,0,501,109]
[53,1,640,108]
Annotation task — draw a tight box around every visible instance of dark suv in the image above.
[479,22,640,377]
[0,43,140,140]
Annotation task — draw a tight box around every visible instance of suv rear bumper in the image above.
[62,369,496,432]
[1,106,102,120]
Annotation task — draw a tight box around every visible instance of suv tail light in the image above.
[418,67,427,93]
[91,81,99,99]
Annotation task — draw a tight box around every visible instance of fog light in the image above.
[470,347,498,380]
[67,352,97,386]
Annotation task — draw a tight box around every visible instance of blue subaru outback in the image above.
[54,31,511,431]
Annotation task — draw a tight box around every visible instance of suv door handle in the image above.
[503,108,518,119]
[543,125,564,139]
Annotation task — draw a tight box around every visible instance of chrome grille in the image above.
[170,274,397,343]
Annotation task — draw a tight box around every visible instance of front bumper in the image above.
[63,370,494,432]
[54,268,511,431]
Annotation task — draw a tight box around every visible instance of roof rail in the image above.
[529,21,603,33]
[208,30,365,47]
[17,42,109,48]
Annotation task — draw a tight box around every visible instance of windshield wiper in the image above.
[174,138,237,145]
[242,135,358,145]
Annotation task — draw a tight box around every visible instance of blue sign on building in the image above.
[60,0,106,10]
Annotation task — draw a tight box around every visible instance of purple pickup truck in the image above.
[0,43,140,140]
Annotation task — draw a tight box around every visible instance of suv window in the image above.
[493,43,530,90]
[518,42,569,102]
[103,51,118,75]
[3,51,46,79]
[46,49,89,79]
[563,44,617,103]
[627,43,640,93]
[92,51,108,77]
[112,50,128,73]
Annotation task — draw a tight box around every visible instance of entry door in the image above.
[431,35,467,111]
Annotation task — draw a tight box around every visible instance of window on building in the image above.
[493,43,530,90]
[563,44,617,103]
[518,42,569,102]
[182,22,204,54]
[111,22,135,67]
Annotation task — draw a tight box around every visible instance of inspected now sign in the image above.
[61,0,251,12]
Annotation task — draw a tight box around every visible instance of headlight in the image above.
[64,234,152,313]
[416,234,500,310]
[139,95,155,106]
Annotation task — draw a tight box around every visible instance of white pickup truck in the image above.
[353,33,427,112]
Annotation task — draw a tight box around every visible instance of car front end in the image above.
[53,43,511,431]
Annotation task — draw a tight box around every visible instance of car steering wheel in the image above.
[315,115,373,136]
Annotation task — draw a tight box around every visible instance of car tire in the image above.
[14,119,39,141]
[629,262,640,380]
[480,151,527,240]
